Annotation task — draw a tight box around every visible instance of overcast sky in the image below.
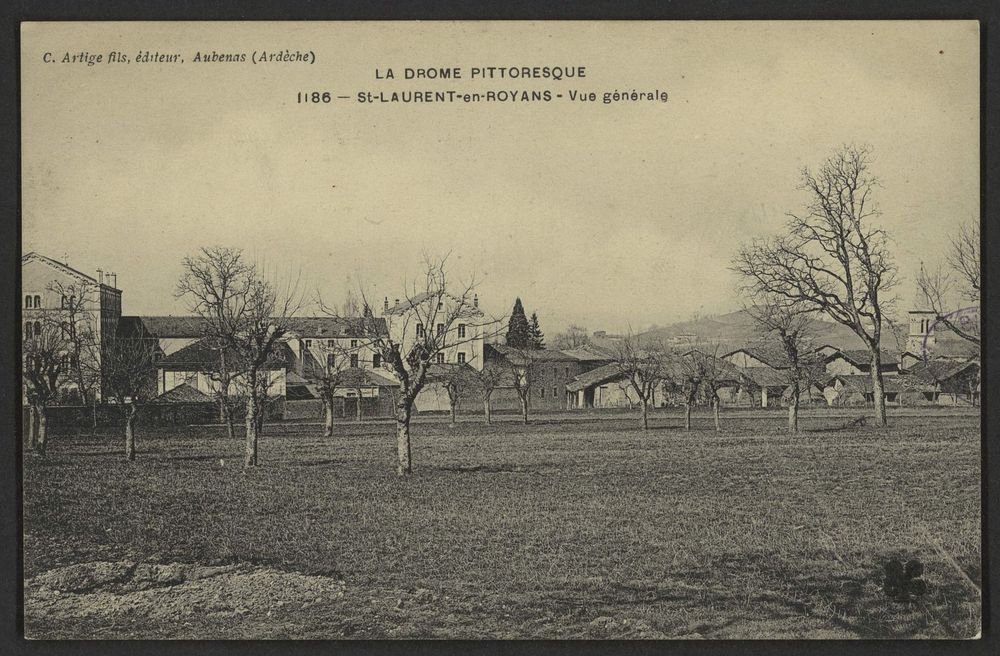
[22,21,979,334]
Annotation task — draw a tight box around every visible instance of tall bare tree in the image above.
[231,273,301,466]
[355,257,482,475]
[430,363,478,426]
[741,297,819,432]
[500,346,537,425]
[104,335,158,461]
[308,341,354,436]
[611,334,668,430]
[471,363,506,425]
[176,247,255,440]
[733,144,898,426]
[915,220,980,347]
[22,322,69,456]
[47,280,102,428]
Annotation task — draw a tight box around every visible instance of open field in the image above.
[22,409,981,639]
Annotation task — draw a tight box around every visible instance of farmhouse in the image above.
[485,344,602,410]
[899,359,980,406]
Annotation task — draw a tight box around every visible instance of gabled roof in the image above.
[566,363,626,392]
[336,367,398,388]
[904,358,979,384]
[486,343,580,363]
[822,374,915,394]
[286,316,387,338]
[132,316,210,338]
[823,348,900,367]
[21,252,119,290]
[560,346,615,362]
[150,383,214,404]
[742,366,793,389]
[158,338,295,371]
[426,362,478,382]
[722,345,793,369]
[384,291,484,319]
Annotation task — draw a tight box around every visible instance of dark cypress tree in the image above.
[528,312,545,349]
[506,298,531,347]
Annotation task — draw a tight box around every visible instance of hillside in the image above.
[636,310,909,353]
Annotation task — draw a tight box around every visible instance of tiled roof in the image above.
[723,345,793,369]
[486,344,580,363]
[904,358,979,384]
[151,383,214,404]
[384,292,484,318]
[560,346,614,362]
[566,363,625,392]
[286,316,387,337]
[158,338,295,370]
[822,374,915,394]
[132,316,211,338]
[825,348,901,367]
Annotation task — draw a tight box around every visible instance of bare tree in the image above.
[307,340,354,436]
[915,221,980,347]
[500,345,537,424]
[430,363,478,426]
[176,247,255,440]
[104,336,158,461]
[22,322,69,456]
[47,280,102,428]
[670,351,702,431]
[231,273,301,466]
[611,334,668,430]
[741,297,818,432]
[355,257,483,475]
[553,324,591,350]
[470,363,506,425]
[733,144,898,426]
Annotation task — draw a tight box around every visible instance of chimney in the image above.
[96,268,103,285]
[473,294,479,308]
[110,272,117,288]
[394,298,400,308]
[383,296,389,312]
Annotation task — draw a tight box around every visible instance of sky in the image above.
[21,21,979,334]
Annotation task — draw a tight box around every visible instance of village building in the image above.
[21,252,123,402]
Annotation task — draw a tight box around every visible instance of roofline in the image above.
[22,251,123,290]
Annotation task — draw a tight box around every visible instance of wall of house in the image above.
[724,351,771,368]
[825,356,864,376]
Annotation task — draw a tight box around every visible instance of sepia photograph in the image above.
[19,20,982,640]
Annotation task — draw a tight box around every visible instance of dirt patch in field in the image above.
[24,560,348,639]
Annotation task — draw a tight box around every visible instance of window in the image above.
[24,322,31,338]
[436,352,445,364]
[553,386,558,397]
[436,323,444,336]
[457,352,466,364]
[416,323,424,337]
[458,324,466,338]
[437,301,444,310]
[350,354,359,367]
[24,295,32,309]
[61,295,67,309]
[540,387,545,398]
[327,339,334,347]
[305,339,312,348]
[33,321,41,336]
[372,354,381,368]
[34,295,41,308]
[327,353,336,368]
[565,367,569,378]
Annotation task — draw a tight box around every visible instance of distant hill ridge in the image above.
[635,309,909,353]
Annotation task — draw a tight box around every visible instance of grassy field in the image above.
[22,409,981,639]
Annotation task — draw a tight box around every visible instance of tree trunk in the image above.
[355,388,363,422]
[712,396,721,432]
[125,406,137,461]
[684,402,692,431]
[244,394,258,467]
[483,396,492,425]
[641,398,649,430]
[788,383,800,433]
[323,397,333,437]
[396,398,413,476]
[870,350,888,427]
[449,400,457,426]
[520,394,529,424]
[27,405,36,451]
[91,397,98,431]
[36,405,48,456]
